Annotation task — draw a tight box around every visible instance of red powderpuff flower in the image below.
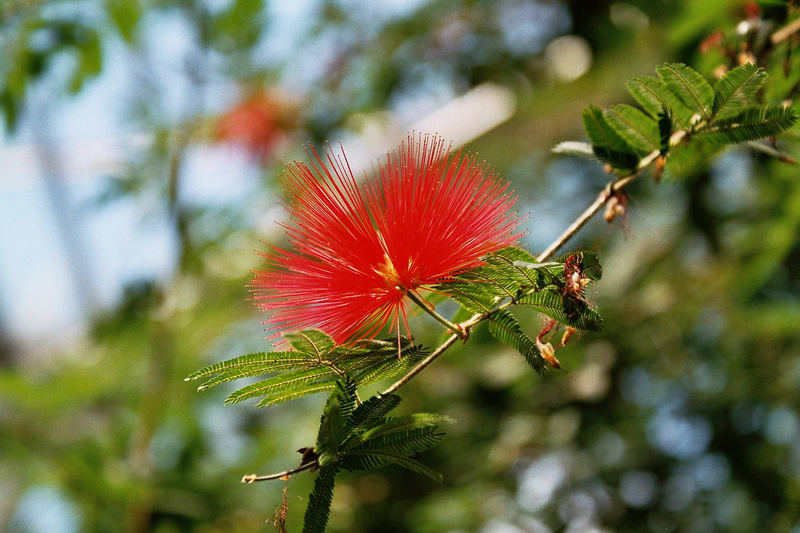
[250,135,523,346]
[216,90,296,160]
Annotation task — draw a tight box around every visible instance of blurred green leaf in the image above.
[106,0,141,43]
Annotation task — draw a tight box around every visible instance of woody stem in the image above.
[405,290,467,339]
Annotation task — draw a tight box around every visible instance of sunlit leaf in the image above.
[582,104,640,171]
[712,63,767,119]
[604,104,660,153]
[697,104,798,144]
[656,63,713,121]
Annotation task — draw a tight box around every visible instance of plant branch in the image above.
[242,462,317,483]
[382,334,460,395]
[381,147,668,395]
[537,148,659,261]
[244,139,671,485]
[770,17,800,45]
[406,290,467,339]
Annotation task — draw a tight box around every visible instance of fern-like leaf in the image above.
[348,426,443,458]
[663,139,721,181]
[488,309,545,373]
[582,104,640,171]
[346,393,402,434]
[285,329,335,357]
[185,351,312,387]
[626,75,693,129]
[224,366,337,405]
[604,104,660,153]
[343,345,429,385]
[315,377,358,466]
[256,382,336,407]
[349,414,450,447]
[302,465,339,533]
[658,107,672,155]
[712,63,767,119]
[696,104,798,145]
[341,450,443,483]
[517,290,602,332]
[656,63,713,121]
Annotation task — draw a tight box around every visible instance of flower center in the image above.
[374,253,403,289]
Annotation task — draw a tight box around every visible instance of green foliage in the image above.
[438,247,603,371]
[603,104,660,153]
[516,290,602,332]
[658,108,672,155]
[712,63,767,119]
[626,76,693,129]
[186,330,429,406]
[315,378,358,466]
[582,104,640,172]
[300,379,448,531]
[488,309,546,373]
[655,63,714,121]
[302,465,340,533]
[695,104,798,144]
[438,246,543,313]
[574,62,797,180]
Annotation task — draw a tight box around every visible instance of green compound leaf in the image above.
[315,377,358,466]
[347,424,443,458]
[191,331,429,407]
[696,104,798,145]
[663,139,721,181]
[224,366,338,406]
[582,104,640,172]
[604,104,661,153]
[488,309,546,374]
[186,351,315,391]
[438,246,547,314]
[347,413,452,447]
[302,465,340,533]
[346,393,402,435]
[341,450,443,483]
[626,75,693,129]
[516,290,603,332]
[656,63,714,122]
[285,329,336,357]
[712,63,767,120]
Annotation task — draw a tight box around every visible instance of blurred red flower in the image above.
[250,135,523,345]
[216,90,296,160]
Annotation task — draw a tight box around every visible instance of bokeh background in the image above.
[2,0,800,531]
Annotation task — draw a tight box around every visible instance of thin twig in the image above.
[746,140,797,164]
[771,17,800,45]
[242,462,317,483]
[537,148,658,261]
[382,334,460,395]
[537,173,637,262]
[406,290,467,339]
